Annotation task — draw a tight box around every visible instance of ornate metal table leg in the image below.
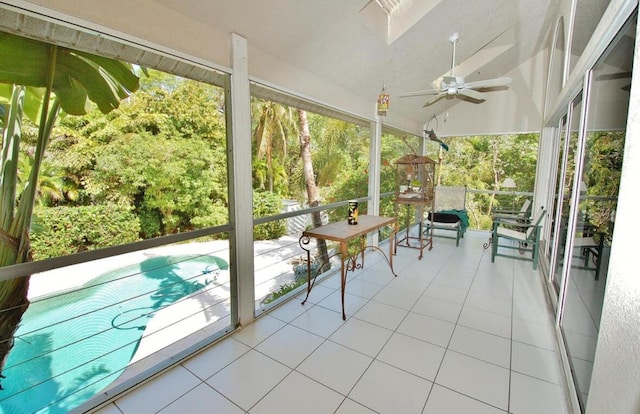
[339,241,348,320]
[389,223,398,274]
[299,235,313,305]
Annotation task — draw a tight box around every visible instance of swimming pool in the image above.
[0,254,228,414]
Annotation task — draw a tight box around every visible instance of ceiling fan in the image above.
[400,32,512,107]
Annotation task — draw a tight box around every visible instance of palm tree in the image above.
[297,109,330,271]
[252,99,294,194]
[16,156,69,206]
[0,31,139,380]
[308,115,361,187]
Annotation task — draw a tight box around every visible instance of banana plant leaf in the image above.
[0,31,139,115]
[0,84,45,124]
[0,30,140,380]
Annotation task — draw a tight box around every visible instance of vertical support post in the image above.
[416,132,427,228]
[367,117,382,246]
[228,33,254,327]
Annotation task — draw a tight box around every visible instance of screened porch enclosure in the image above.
[0,1,639,414]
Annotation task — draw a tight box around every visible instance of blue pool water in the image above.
[0,254,228,414]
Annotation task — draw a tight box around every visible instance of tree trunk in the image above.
[488,137,499,215]
[0,277,30,383]
[436,147,444,186]
[297,109,330,272]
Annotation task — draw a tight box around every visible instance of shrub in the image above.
[31,204,141,260]
[253,190,286,240]
[138,206,163,238]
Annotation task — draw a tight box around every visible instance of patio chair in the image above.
[483,199,532,249]
[493,198,532,222]
[424,186,468,246]
[573,233,605,280]
[491,208,546,269]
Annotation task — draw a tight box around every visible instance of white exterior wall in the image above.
[586,9,640,413]
[540,0,640,413]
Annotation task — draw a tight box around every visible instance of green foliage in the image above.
[309,116,371,223]
[435,134,539,229]
[45,69,229,235]
[582,131,625,238]
[253,190,286,240]
[251,99,297,195]
[262,278,306,304]
[308,116,370,189]
[189,204,229,231]
[0,32,139,115]
[138,207,163,239]
[30,204,141,260]
[0,31,140,379]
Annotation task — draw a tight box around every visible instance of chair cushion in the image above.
[428,221,460,230]
[496,227,527,242]
[428,212,460,223]
[573,237,598,248]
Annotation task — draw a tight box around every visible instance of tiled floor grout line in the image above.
[417,246,473,413]
[285,254,405,413]
[166,339,253,413]
[335,247,432,412]
[507,258,516,414]
[364,233,499,409]
[340,242,457,414]
[95,232,570,414]
[240,303,346,412]
[246,255,403,413]
[290,242,455,413]
[152,234,557,413]
[346,246,447,411]
[422,243,500,412]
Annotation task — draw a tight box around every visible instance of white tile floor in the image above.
[94,230,570,414]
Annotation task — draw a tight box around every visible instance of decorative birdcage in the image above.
[394,154,436,204]
[394,154,436,259]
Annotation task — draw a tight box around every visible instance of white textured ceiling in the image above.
[152,0,560,135]
[12,0,582,135]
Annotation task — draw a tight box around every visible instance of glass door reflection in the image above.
[560,13,634,411]
[551,97,581,295]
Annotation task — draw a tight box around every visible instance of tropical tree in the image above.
[251,99,297,195]
[307,115,368,189]
[297,109,330,270]
[434,134,539,229]
[41,71,228,237]
[0,31,139,379]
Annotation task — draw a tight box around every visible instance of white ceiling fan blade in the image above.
[406,34,509,108]
[422,93,447,107]
[399,88,443,98]
[463,77,512,90]
[458,88,486,101]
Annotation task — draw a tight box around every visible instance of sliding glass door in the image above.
[559,12,635,411]
[550,97,582,294]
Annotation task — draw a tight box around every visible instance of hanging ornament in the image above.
[377,87,390,116]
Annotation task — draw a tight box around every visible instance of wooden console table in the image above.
[299,215,398,320]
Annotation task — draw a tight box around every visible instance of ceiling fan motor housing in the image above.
[441,76,465,90]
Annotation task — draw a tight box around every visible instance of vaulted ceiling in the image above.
[4,0,586,136]
[153,0,561,136]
